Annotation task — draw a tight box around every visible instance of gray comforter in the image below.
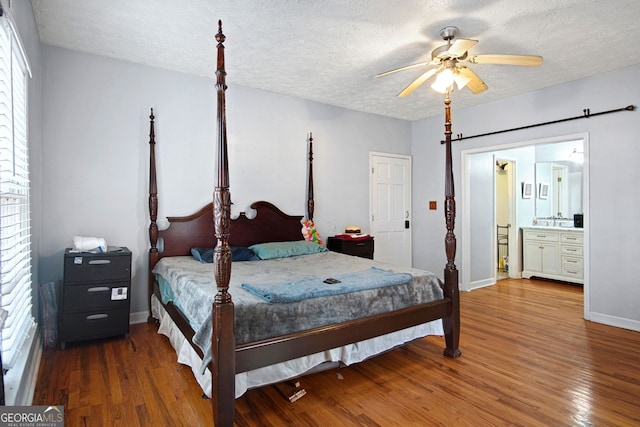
[152,251,444,369]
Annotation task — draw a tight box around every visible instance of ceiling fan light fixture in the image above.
[431,67,455,93]
[454,71,472,90]
[431,65,470,93]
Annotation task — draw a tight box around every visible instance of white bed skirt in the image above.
[151,295,444,398]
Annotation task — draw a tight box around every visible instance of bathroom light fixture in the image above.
[569,147,584,162]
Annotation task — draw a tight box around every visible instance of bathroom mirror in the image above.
[535,161,583,218]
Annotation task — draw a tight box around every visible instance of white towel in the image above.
[72,236,107,253]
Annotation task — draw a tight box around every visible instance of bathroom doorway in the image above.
[461,133,589,318]
[494,157,514,280]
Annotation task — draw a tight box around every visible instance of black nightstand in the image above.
[60,248,132,349]
[327,236,374,259]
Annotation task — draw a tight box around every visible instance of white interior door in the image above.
[370,153,412,267]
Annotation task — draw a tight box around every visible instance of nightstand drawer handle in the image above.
[87,286,110,293]
[86,314,109,320]
[89,259,111,265]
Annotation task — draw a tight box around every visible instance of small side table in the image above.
[326,236,374,259]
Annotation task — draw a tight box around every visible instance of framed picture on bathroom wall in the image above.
[538,183,549,199]
[521,182,532,199]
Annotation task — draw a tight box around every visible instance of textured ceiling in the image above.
[31,0,640,121]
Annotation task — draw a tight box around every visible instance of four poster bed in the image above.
[147,21,461,426]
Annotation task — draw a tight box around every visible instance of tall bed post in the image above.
[442,93,462,359]
[307,132,315,221]
[211,21,235,426]
[147,109,159,322]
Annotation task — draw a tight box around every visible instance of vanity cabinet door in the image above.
[524,241,560,275]
[540,243,560,275]
[523,240,543,273]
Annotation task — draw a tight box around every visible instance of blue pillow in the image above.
[191,247,260,263]
[248,240,327,260]
[231,246,261,261]
[191,247,214,263]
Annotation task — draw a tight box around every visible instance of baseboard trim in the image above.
[469,278,495,291]
[589,312,640,332]
[130,310,150,324]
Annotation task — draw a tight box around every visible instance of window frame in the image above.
[0,3,33,372]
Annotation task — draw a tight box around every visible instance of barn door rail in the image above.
[441,104,635,144]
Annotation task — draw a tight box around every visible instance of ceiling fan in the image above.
[376,26,542,97]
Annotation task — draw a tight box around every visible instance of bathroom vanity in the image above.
[522,227,583,284]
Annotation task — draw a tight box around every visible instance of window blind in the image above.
[0,10,33,370]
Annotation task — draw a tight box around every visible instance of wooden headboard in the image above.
[156,200,304,258]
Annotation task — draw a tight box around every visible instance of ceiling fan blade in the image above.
[375,61,433,78]
[467,54,543,66]
[457,67,488,94]
[398,67,440,97]
[448,38,478,57]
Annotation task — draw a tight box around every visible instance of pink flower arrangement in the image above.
[301,219,323,245]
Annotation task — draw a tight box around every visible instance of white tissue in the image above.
[72,236,107,253]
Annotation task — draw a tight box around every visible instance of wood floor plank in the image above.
[33,278,640,426]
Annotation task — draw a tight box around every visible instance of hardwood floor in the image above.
[33,278,640,426]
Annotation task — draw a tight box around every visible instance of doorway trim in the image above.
[460,132,590,319]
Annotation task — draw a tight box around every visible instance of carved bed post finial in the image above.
[443,93,455,271]
[148,108,159,322]
[149,108,158,253]
[214,20,231,299]
[307,132,315,221]
[442,92,461,359]
[212,20,235,427]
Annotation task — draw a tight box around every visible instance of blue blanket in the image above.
[241,267,412,303]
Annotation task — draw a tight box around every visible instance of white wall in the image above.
[412,64,640,331]
[39,46,411,317]
[467,152,495,284]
